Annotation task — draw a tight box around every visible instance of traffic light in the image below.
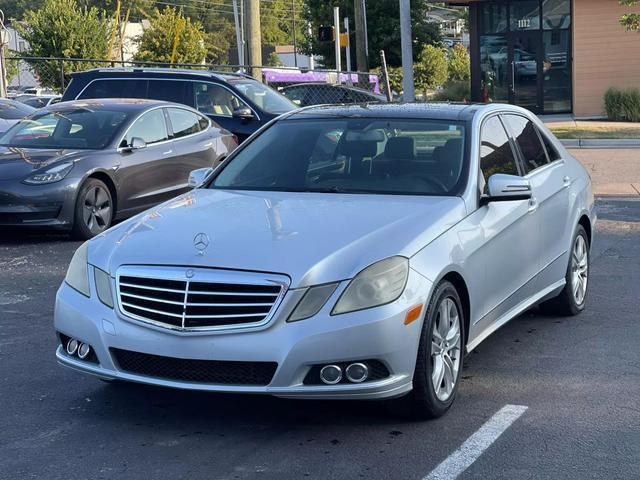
[318,26,334,42]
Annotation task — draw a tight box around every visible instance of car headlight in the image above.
[23,161,74,184]
[94,267,114,308]
[65,241,90,297]
[332,256,409,315]
[288,283,339,322]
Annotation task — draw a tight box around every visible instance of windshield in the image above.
[211,117,467,196]
[0,108,130,150]
[228,79,297,114]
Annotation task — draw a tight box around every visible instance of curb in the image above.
[561,139,640,149]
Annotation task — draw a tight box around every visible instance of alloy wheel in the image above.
[431,297,462,402]
[571,234,589,305]
[82,185,111,235]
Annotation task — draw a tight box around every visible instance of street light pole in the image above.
[399,0,415,101]
[333,6,341,75]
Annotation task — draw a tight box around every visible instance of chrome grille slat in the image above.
[116,266,288,332]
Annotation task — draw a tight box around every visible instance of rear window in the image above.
[147,80,193,106]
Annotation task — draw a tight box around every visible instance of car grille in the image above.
[116,266,288,331]
[111,348,277,385]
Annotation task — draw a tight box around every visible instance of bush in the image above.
[604,87,640,122]
[448,44,470,82]
[415,44,448,94]
[433,80,470,102]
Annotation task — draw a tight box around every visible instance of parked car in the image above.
[61,68,297,142]
[0,98,36,135]
[0,98,236,238]
[54,103,594,419]
[6,85,36,99]
[19,95,62,109]
[280,82,387,106]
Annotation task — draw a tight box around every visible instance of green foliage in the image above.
[415,44,448,93]
[133,6,206,64]
[265,51,284,67]
[261,0,305,46]
[447,43,470,82]
[433,80,470,102]
[3,49,19,84]
[619,0,640,31]
[14,0,110,91]
[82,0,154,22]
[302,0,441,69]
[604,87,640,122]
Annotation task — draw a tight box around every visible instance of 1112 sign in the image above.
[518,18,532,28]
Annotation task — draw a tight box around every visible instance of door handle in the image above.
[528,197,538,213]
[162,149,173,155]
[563,176,572,188]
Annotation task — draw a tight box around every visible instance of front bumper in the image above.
[54,267,432,400]
[0,178,77,228]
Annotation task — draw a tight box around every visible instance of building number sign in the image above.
[518,18,532,28]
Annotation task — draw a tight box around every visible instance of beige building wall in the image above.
[573,0,640,117]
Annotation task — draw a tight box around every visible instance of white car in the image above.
[54,103,595,419]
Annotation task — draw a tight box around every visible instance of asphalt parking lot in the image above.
[1,195,639,480]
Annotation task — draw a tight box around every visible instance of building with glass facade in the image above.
[444,0,640,117]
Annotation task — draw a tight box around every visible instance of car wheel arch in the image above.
[425,269,471,349]
[82,170,118,215]
[578,214,592,247]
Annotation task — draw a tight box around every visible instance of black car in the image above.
[0,99,236,238]
[61,68,297,142]
[280,82,387,107]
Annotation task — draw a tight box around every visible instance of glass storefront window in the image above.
[542,29,572,113]
[480,36,509,103]
[542,0,571,29]
[481,3,508,34]
[510,0,541,31]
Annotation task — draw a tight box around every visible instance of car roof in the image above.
[283,102,487,121]
[72,67,255,83]
[42,98,175,113]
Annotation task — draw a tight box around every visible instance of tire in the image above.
[396,280,465,420]
[539,225,590,316]
[72,178,114,240]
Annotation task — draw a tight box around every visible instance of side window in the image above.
[194,83,244,117]
[480,116,519,190]
[167,108,203,139]
[147,80,193,106]
[502,114,549,174]
[78,79,147,99]
[122,109,168,147]
[539,130,560,161]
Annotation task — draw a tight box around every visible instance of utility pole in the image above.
[291,0,298,67]
[354,0,368,72]
[0,9,7,98]
[333,6,341,75]
[232,0,244,66]
[246,0,262,80]
[399,0,415,101]
[344,17,351,73]
[307,24,315,70]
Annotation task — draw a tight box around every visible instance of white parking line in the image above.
[423,404,529,480]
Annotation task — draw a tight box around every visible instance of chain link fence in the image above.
[5,56,386,104]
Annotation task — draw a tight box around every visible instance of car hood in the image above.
[0,147,85,180]
[90,189,467,287]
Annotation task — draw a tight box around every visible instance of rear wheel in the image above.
[540,225,589,316]
[398,281,465,420]
[72,178,114,239]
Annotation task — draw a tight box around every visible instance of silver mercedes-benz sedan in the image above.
[54,103,595,419]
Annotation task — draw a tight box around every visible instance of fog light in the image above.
[345,363,369,383]
[77,343,91,360]
[66,338,79,356]
[319,365,342,385]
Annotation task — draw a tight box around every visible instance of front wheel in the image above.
[72,178,114,240]
[540,225,590,316]
[398,281,465,420]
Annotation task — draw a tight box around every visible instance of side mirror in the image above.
[188,167,214,188]
[130,137,147,150]
[232,107,255,120]
[481,174,532,206]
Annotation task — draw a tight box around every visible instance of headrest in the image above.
[339,140,378,158]
[443,137,463,153]
[384,136,415,160]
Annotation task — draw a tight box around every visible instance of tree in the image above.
[448,43,470,81]
[414,44,448,95]
[302,0,441,69]
[620,0,640,31]
[265,51,284,67]
[261,0,305,46]
[133,6,206,64]
[83,0,154,22]
[14,0,110,91]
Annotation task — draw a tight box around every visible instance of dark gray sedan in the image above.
[0,99,236,238]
